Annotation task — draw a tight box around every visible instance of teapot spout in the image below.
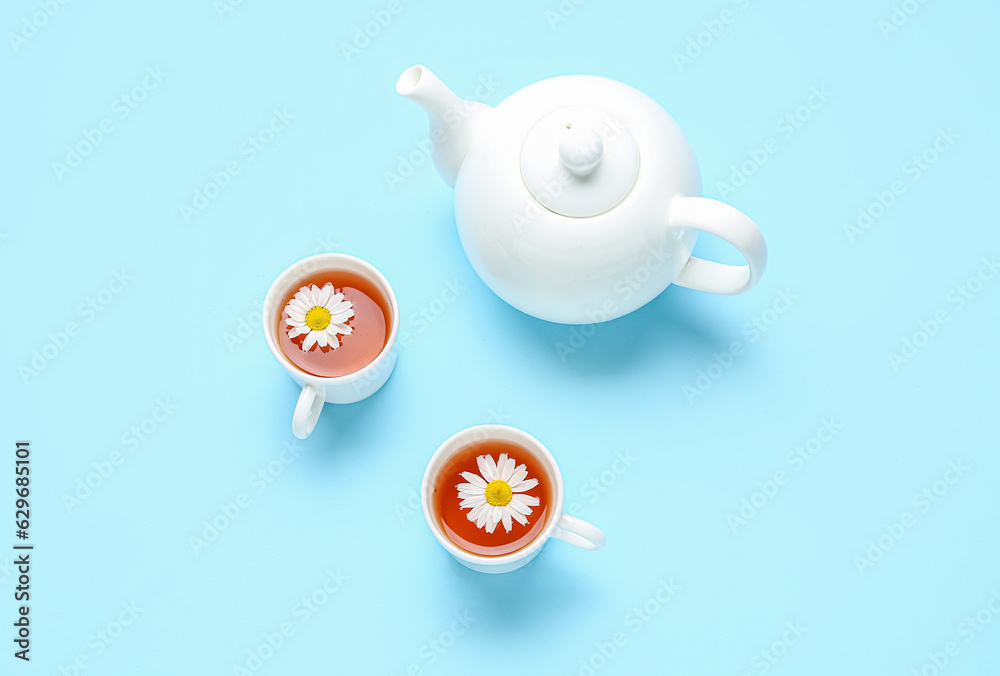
[396,65,492,188]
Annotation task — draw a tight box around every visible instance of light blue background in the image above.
[2,0,999,674]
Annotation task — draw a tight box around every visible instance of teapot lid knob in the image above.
[558,125,604,177]
[520,105,640,218]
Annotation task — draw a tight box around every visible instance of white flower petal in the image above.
[511,478,539,493]
[460,472,486,489]
[316,332,328,348]
[288,326,308,338]
[466,503,487,523]
[496,453,509,477]
[459,497,483,509]
[508,465,528,486]
[287,308,306,322]
[475,506,489,529]
[329,309,354,324]
[477,455,498,482]
[501,510,513,533]
[301,332,318,351]
[500,455,515,482]
[509,496,534,515]
[288,295,310,310]
[284,317,303,328]
[317,284,332,306]
[458,493,483,503]
[511,509,529,525]
[487,505,503,532]
[328,292,346,306]
[331,323,353,336]
[518,494,540,507]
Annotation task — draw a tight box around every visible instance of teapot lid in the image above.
[520,105,640,218]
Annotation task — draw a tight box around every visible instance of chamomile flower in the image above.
[284,283,354,351]
[456,453,540,534]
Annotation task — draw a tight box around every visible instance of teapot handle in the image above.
[668,197,767,295]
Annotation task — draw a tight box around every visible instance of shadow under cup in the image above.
[422,425,567,570]
[262,254,399,437]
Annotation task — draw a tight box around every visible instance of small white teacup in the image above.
[422,424,606,574]
[262,254,399,439]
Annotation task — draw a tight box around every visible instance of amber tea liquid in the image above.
[431,440,553,557]
[276,270,391,378]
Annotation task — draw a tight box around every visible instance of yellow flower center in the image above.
[304,306,331,331]
[484,480,513,507]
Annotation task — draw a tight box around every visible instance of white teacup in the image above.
[262,254,399,439]
[422,425,606,574]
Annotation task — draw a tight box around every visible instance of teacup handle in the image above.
[668,196,768,295]
[552,514,606,551]
[292,383,326,439]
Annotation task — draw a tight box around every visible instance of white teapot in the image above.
[396,65,767,324]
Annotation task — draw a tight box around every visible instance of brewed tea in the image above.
[276,270,390,378]
[431,440,552,556]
